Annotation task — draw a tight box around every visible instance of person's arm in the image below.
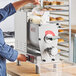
[0,43,26,61]
[0,3,16,22]
[0,0,39,22]
[0,29,26,61]
[0,44,18,61]
[0,0,39,61]
[0,29,17,61]
[12,1,30,11]
[13,0,39,11]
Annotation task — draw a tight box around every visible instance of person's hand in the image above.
[30,0,40,5]
[17,54,27,61]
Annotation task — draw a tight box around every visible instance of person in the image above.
[0,0,39,76]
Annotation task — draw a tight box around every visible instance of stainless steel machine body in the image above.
[15,11,59,63]
[15,0,71,74]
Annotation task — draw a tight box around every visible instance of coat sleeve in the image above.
[0,3,18,61]
[0,29,18,61]
[0,43,18,61]
[0,3,16,22]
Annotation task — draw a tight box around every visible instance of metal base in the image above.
[17,60,21,66]
[36,65,40,74]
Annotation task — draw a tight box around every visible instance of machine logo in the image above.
[30,27,36,32]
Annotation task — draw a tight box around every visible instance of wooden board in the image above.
[7,62,39,76]
[64,25,76,34]
[7,62,76,76]
[71,25,76,33]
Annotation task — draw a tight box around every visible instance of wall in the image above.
[71,0,76,25]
